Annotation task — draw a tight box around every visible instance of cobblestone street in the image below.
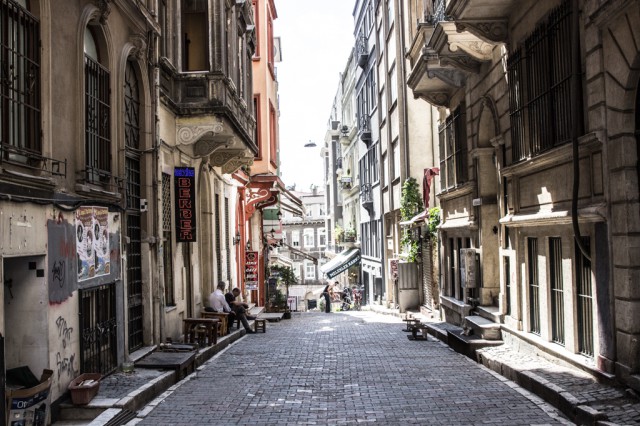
[134,311,571,425]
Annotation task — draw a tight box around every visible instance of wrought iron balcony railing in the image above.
[0,143,66,178]
[357,34,368,68]
[358,115,372,144]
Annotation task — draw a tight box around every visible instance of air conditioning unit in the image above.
[460,248,477,288]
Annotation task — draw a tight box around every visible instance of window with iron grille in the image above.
[215,194,222,281]
[576,237,593,357]
[80,284,117,375]
[549,237,565,345]
[85,33,111,184]
[507,0,574,163]
[124,61,143,351]
[439,106,467,191]
[162,172,175,306]
[0,0,41,161]
[528,237,541,335]
[225,197,230,281]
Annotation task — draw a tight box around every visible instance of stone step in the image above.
[463,315,502,340]
[476,305,502,323]
[447,329,504,360]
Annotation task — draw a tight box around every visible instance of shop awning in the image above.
[320,248,361,279]
[399,210,429,226]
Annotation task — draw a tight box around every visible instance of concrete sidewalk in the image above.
[367,303,640,425]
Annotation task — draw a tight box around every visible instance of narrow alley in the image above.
[134,312,569,425]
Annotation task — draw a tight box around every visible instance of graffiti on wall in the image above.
[47,219,77,303]
[54,315,78,380]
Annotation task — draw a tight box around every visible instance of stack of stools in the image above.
[254,318,266,333]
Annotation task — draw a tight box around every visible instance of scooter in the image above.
[340,287,353,311]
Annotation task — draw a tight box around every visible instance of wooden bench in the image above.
[403,317,421,332]
[183,318,218,346]
[201,311,230,336]
[409,323,429,341]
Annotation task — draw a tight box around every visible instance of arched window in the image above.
[124,60,143,351]
[0,0,41,160]
[84,26,111,183]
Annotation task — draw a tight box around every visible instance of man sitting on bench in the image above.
[225,287,257,322]
[206,282,255,334]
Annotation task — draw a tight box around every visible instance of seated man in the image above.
[225,288,257,322]
[208,282,254,334]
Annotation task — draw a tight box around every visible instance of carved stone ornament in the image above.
[421,92,451,107]
[448,40,493,61]
[211,149,245,167]
[439,55,481,74]
[130,34,147,61]
[95,0,111,24]
[177,122,224,145]
[455,20,508,44]
[194,136,233,157]
[222,157,253,174]
[427,68,466,87]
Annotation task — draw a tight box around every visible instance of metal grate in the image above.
[528,238,540,335]
[504,256,511,316]
[80,284,118,375]
[508,0,573,163]
[549,237,565,345]
[0,0,41,160]
[124,61,143,351]
[225,197,230,282]
[215,194,222,281]
[162,172,175,306]
[576,237,593,356]
[85,54,111,184]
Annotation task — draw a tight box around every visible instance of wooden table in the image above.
[201,311,230,336]
[183,318,219,346]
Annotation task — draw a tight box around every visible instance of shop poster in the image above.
[76,206,110,281]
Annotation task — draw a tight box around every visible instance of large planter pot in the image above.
[283,311,292,319]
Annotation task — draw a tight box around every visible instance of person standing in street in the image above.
[322,282,334,313]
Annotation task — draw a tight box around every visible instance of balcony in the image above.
[358,115,372,145]
[340,176,352,191]
[360,182,374,214]
[406,0,512,107]
[356,34,368,68]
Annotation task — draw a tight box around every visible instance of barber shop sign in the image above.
[175,167,196,242]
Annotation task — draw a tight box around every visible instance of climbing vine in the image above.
[400,177,423,263]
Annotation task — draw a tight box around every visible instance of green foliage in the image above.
[270,265,297,286]
[400,177,423,221]
[400,177,423,262]
[334,224,344,240]
[426,207,441,241]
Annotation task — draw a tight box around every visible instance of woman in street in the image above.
[322,282,334,313]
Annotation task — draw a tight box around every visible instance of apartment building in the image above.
[407,0,640,390]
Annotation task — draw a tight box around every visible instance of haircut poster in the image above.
[245,251,258,290]
[76,206,110,282]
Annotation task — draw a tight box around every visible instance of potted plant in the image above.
[344,228,356,242]
[334,224,344,243]
[270,265,297,318]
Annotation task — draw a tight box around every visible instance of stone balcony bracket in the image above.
[440,22,494,62]
[455,20,509,44]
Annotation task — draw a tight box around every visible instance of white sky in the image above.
[275,0,355,192]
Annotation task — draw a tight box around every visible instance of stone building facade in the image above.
[406,0,640,390]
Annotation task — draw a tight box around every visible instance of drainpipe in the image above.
[571,0,588,262]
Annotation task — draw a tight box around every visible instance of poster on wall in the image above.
[245,251,258,290]
[76,206,110,282]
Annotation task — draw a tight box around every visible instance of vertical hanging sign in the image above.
[175,167,197,242]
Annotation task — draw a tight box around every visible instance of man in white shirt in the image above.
[209,281,231,313]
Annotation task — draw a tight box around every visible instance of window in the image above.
[292,231,300,247]
[267,8,274,72]
[549,237,564,345]
[576,237,593,356]
[269,101,277,167]
[162,173,175,306]
[305,261,315,280]
[388,65,397,106]
[303,228,314,248]
[387,0,394,29]
[392,140,400,181]
[253,95,261,159]
[181,0,208,71]
[0,0,41,160]
[318,228,326,247]
[159,0,168,58]
[528,238,540,335]
[438,106,468,190]
[508,0,574,163]
[252,0,260,57]
[85,27,111,184]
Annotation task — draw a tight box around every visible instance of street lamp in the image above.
[232,231,241,245]
[304,140,317,148]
